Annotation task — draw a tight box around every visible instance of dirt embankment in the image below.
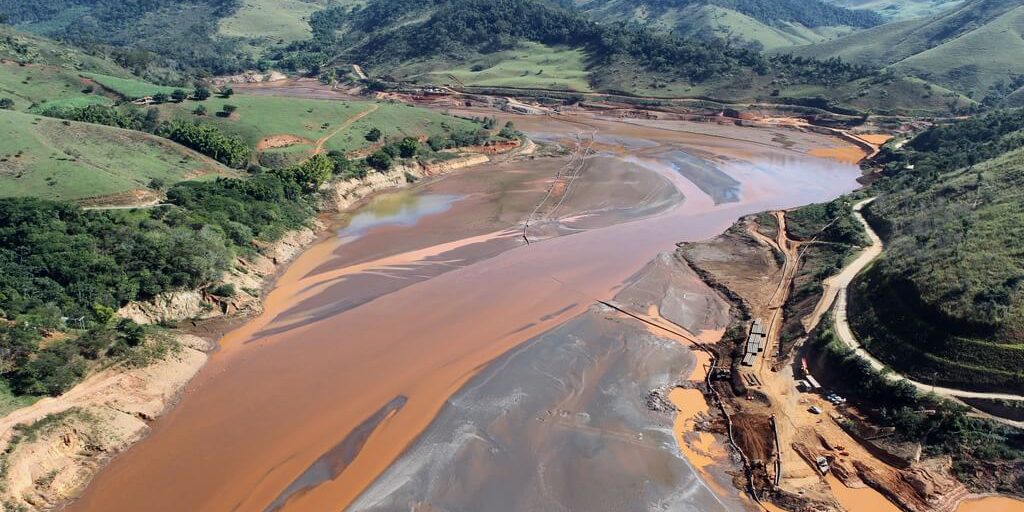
[0,146,520,510]
[0,335,213,510]
[320,154,492,212]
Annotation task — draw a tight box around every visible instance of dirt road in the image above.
[313,103,379,155]
[802,197,882,332]
[829,199,1024,411]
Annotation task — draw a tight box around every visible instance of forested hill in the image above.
[579,0,884,29]
[0,0,249,77]
[350,0,761,82]
[278,0,875,89]
[850,108,1024,393]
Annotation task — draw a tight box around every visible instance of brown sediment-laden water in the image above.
[67,113,862,512]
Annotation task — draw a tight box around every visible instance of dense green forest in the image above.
[851,108,1024,393]
[0,0,250,78]
[0,157,331,397]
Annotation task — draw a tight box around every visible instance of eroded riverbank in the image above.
[67,112,863,512]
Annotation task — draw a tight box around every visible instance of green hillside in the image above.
[0,0,251,78]
[823,0,963,20]
[850,108,1024,393]
[575,0,878,50]
[268,0,965,114]
[795,0,1024,103]
[0,25,131,75]
[0,109,233,202]
[218,0,365,53]
[0,63,114,112]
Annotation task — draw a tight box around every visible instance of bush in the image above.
[365,150,392,171]
[397,137,420,158]
[365,127,382,142]
[208,283,235,297]
[38,104,144,130]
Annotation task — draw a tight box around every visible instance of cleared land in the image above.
[0,110,232,201]
[218,0,341,45]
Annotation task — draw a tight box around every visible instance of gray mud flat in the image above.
[351,311,738,512]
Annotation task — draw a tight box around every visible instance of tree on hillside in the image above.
[171,89,188,102]
[365,127,382,142]
[398,137,420,158]
[152,92,169,104]
[193,86,211,101]
[220,87,234,98]
[193,104,207,116]
[276,154,333,193]
[0,98,13,110]
[365,150,392,171]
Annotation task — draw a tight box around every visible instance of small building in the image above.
[741,352,757,367]
[806,375,822,390]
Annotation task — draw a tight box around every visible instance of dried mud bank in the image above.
[350,252,741,512]
[0,151,511,511]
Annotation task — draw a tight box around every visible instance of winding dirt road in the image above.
[828,199,1024,413]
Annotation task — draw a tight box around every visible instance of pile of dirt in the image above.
[731,412,774,463]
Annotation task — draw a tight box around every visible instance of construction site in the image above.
[675,204,986,511]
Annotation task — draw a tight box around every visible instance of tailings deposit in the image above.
[68,112,863,512]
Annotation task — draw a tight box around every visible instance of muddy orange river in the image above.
[69,114,863,511]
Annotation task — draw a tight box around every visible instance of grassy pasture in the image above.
[0,63,113,111]
[0,110,232,201]
[218,0,365,54]
[418,43,593,92]
[156,94,483,160]
[82,73,180,100]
